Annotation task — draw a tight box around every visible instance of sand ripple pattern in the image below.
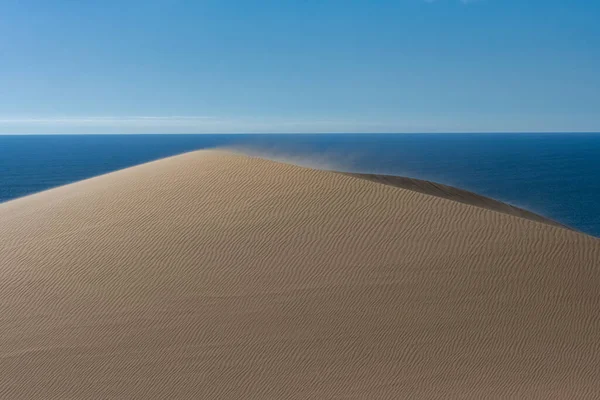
[1,150,599,399]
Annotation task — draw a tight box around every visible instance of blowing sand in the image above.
[1,150,599,399]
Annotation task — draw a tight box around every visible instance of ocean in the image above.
[1,133,599,237]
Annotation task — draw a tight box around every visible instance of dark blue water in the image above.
[1,134,599,237]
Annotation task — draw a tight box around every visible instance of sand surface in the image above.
[1,150,599,399]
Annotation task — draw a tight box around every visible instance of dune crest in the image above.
[344,172,568,229]
[1,150,599,399]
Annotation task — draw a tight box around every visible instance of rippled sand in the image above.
[1,150,599,399]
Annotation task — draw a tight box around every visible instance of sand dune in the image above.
[1,150,599,399]
[344,172,569,229]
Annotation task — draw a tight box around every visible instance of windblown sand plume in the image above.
[1,150,599,399]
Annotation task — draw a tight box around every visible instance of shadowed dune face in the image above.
[1,150,599,399]
[343,172,570,230]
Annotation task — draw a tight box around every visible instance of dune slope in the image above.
[344,172,568,229]
[1,150,599,399]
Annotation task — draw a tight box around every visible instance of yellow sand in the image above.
[1,150,599,399]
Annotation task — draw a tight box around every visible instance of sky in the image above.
[0,0,599,134]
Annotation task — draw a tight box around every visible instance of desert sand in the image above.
[1,150,599,399]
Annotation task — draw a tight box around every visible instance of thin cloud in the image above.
[0,115,388,134]
[1,114,597,134]
[0,116,216,126]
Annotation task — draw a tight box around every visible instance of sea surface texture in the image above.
[1,133,599,236]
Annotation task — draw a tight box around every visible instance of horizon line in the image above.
[2,131,600,135]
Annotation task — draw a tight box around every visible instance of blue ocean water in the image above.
[1,134,599,237]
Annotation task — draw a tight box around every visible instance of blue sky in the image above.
[1,0,599,133]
